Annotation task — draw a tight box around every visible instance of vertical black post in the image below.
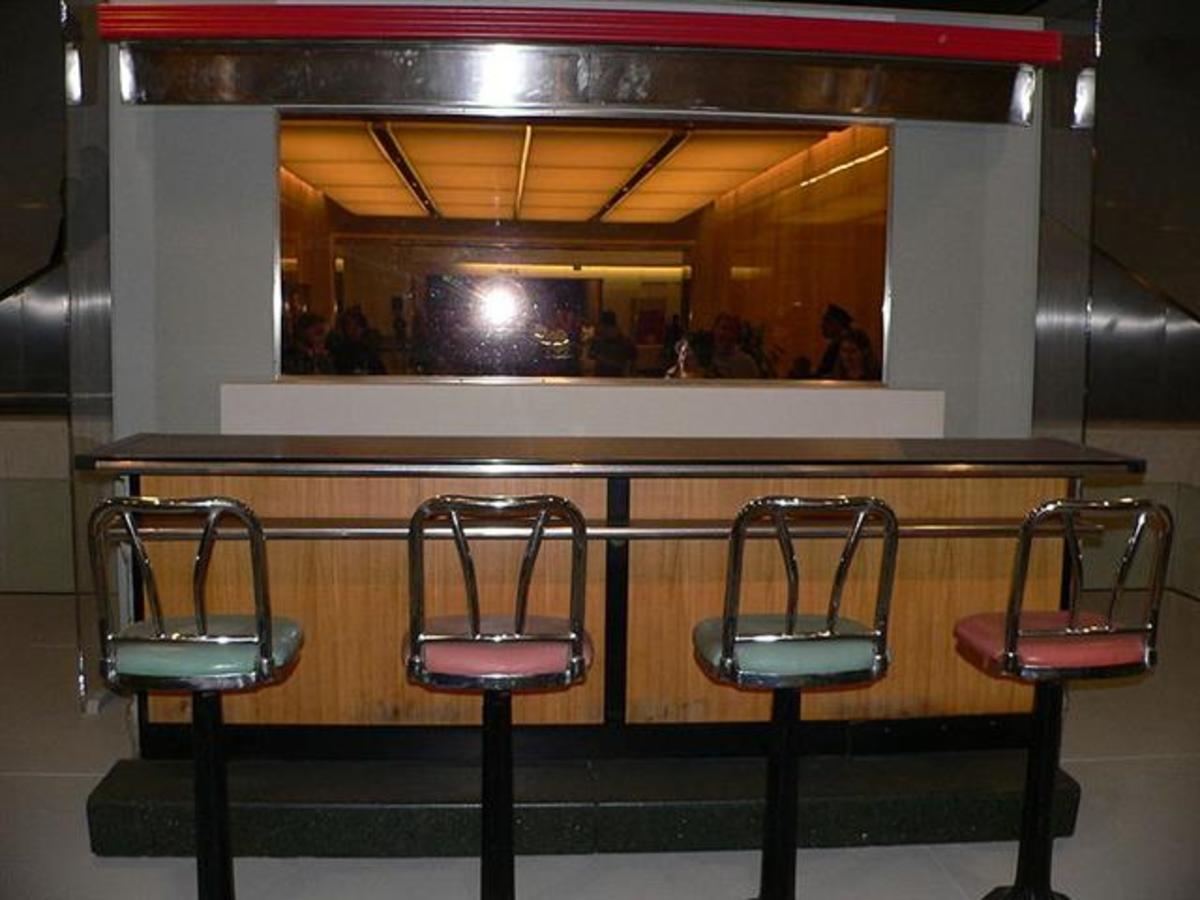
[758,688,801,900]
[481,690,515,900]
[192,690,234,900]
[604,476,631,725]
[1012,680,1064,895]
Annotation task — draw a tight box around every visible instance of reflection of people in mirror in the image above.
[709,313,759,379]
[665,336,703,379]
[283,313,335,375]
[327,306,386,375]
[831,330,880,381]
[815,304,878,380]
[588,311,636,377]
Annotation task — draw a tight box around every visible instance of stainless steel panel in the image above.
[116,41,1030,125]
[1088,252,1166,420]
[1088,249,1200,423]
[1031,16,1096,442]
[66,1,114,709]
[1162,305,1200,409]
[1092,0,1200,319]
[1032,217,1090,442]
[0,266,70,410]
[0,0,65,296]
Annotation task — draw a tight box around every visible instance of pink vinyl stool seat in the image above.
[405,494,590,900]
[953,497,1172,900]
[417,614,594,679]
[954,610,1148,678]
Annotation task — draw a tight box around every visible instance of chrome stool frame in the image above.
[407,494,589,900]
[89,496,301,900]
[698,496,899,900]
[954,498,1172,900]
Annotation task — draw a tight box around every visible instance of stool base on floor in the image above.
[481,690,515,900]
[981,887,1070,900]
[755,688,801,900]
[192,690,234,900]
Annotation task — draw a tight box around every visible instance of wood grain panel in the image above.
[689,125,888,377]
[627,477,1065,723]
[141,475,606,726]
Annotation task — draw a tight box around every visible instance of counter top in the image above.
[78,433,1143,478]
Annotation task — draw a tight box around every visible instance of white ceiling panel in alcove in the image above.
[280,120,832,223]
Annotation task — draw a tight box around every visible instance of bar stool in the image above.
[953,497,1173,900]
[405,494,590,900]
[88,497,304,900]
[693,496,900,900]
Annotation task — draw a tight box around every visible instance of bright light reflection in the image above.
[478,281,523,329]
[478,45,527,107]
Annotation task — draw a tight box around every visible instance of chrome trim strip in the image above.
[115,41,1030,126]
[84,460,1143,478]
[115,518,1104,542]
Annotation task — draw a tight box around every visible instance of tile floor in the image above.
[1,590,1197,900]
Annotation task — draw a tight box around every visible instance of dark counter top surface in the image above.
[77,434,1143,478]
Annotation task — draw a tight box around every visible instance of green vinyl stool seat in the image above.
[695,496,899,900]
[693,614,876,686]
[112,615,304,685]
[89,496,304,900]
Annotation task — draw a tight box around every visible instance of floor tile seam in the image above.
[0,591,78,598]
[921,844,973,900]
[1061,751,1200,764]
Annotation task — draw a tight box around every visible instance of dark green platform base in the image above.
[88,752,1079,858]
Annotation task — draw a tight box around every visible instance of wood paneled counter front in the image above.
[79,434,1141,757]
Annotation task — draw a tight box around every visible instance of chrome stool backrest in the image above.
[406,494,589,688]
[717,495,900,686]
[1001,497,1173,679]
[88,496,275,691]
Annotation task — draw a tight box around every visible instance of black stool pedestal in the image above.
[755,688,802,900]
[482,690,516,900]
[192,690,234,900]
[980,682,1070,900]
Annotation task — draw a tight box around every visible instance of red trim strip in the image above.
[98,4,1062,65]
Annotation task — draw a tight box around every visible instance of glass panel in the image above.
[279,117,888,382]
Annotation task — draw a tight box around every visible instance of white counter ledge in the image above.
[221,378,944,439]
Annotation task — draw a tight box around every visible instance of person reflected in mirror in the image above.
[787,355,813,379]
[831,330,881,381]
[588,310,636,377]
[282,312,335,375]
[661,313,684,370]
[709,313,760,379]
[327,305,386,375]
[814,303,877,380]
[280,286,312,363]
[665,335,704,379]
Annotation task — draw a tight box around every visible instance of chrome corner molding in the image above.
[1071,66,1095,130]
[118,43,138,103]
[1009,64,1038,126]
[115,40,1034,125]
[65,43,83,105]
